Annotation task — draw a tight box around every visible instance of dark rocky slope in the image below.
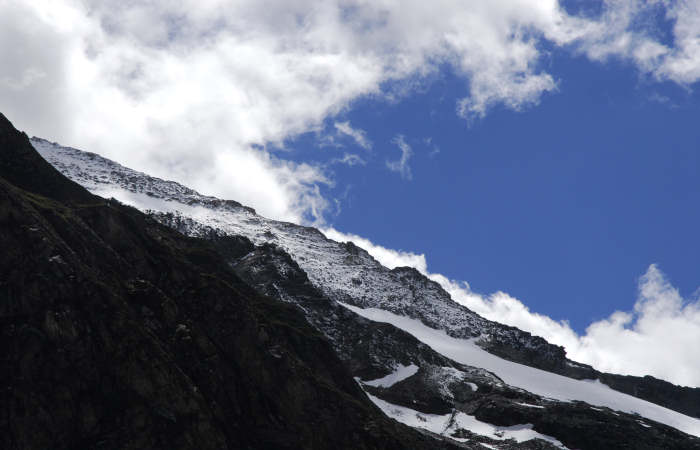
[0,113,462,449]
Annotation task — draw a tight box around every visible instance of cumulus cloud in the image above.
[386,135,413,180]
[323,228,700,388]
[2,0,700,223]
[562,1,700,86]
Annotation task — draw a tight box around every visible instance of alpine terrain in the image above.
[2,110,699,449]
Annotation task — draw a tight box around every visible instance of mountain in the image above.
[0,113,459,449]
[1,110,699,449]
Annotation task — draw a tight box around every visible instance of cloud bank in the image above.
[3,1,700,223]
[323,228,700,388]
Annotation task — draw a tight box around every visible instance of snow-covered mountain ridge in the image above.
[32,137,700,447]
[30,138,566,363]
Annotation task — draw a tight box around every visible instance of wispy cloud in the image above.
[331,153,366,167]
[386,135,413,180]
[334,121,372,150]
[322,228,700,388]
[424,137,440,158]
[647,92,678,109]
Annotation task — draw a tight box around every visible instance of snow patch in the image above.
[517,402,545,409]
[366,393,567,447]
[363,364,419,388]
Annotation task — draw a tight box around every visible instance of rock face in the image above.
[4,115,700,449]
[0,113,460,450]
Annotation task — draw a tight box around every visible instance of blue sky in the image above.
[285,50,700,333]
[2,0,700,385]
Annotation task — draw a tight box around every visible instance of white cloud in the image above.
[334,121,372,150]
[3,1,700,224]
[324,228,700,388]
[564,1,700,86]
[322,228,428,273]
[386,135,413,180]
[656,1,700,84]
